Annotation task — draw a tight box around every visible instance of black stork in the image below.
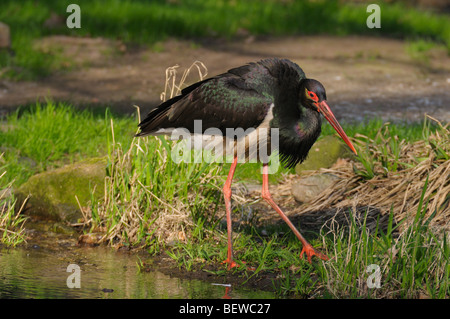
[137,58,357,269]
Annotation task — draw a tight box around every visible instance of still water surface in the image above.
[0,245,275,299]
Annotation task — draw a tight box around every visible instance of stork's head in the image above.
[300,78,357,155]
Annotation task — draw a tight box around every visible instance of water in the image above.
[0,244,275,299]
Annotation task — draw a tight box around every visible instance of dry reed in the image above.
[290,117,449,232]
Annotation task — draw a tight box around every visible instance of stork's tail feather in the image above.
[136,78,211,137]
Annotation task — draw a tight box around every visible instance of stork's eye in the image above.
[307,90,319,102]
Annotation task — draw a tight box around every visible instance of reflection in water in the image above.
[0,246,274,299]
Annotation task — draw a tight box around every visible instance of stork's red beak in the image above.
[317,101,357,155]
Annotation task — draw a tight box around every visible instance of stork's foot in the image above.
[300,244,329,263]
[221,259,256,271]
[221,258,238,270]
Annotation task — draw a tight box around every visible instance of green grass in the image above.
[1,0,449,79]
[324,178,449,298]
[406,39,441,64]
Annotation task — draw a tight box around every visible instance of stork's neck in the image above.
[295,108,322,139]
[271,104,321,140]
[269,104,322,168]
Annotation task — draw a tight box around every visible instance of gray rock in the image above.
[15,157,106,223]
[295,135,355,174]
[292,173,341,203]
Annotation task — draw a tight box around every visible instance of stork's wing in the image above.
[137,64,276,137]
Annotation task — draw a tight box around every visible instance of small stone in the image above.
[51,222,77,235]
[101,288,114,293]
[43,13,65,29]
[291,173,341,203]
[78,233,103,246]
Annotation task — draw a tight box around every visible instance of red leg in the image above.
[221,156,238,269]
[261,163,328,263]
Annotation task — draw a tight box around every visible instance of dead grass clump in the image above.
[0,153,28,246]
[90,61,223,247]
[295,117,449,232]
